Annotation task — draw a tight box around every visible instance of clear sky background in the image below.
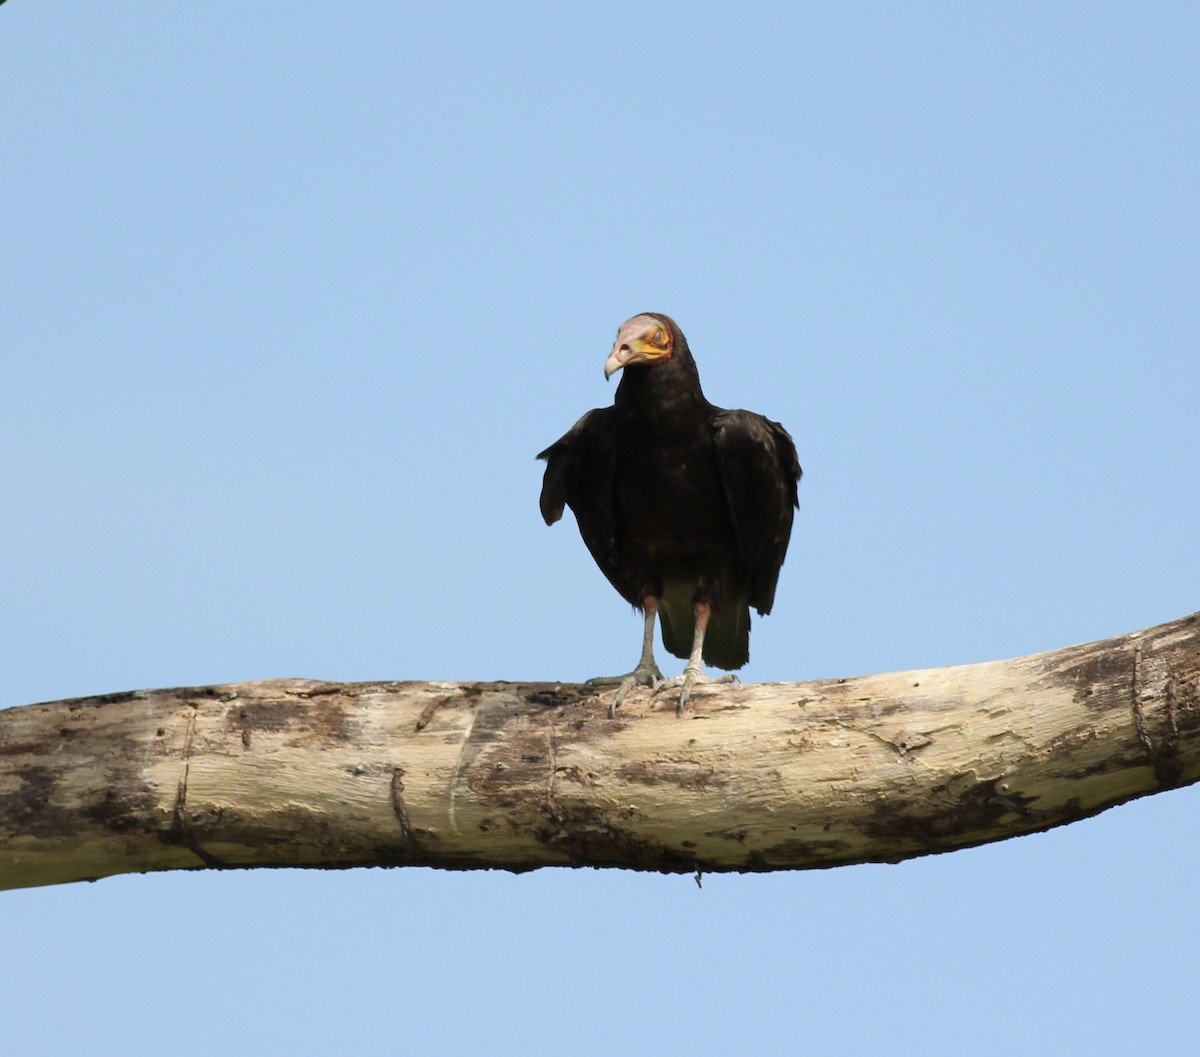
[3,3,1198,1054]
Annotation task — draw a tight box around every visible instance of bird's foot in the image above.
[586,662,664,718]
[655,664,738,717]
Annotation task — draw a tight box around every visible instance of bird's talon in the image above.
[657,663,735,716]
[601,662,664,718]
[607,676,634,718]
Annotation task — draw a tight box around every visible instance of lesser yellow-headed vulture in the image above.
[538,313,801,715]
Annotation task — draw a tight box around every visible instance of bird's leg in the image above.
[583,597,664,718]
[655,601,738,716]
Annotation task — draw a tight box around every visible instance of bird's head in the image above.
[604,313,676,380]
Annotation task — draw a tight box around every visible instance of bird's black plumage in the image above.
[538,314,800,673]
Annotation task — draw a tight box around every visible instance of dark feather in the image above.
[537,409,631,603]
[712,409,802,615]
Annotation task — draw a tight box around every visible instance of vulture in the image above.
[538,313,801,716]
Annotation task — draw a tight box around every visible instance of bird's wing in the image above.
[537,409,636,603]
[712,409,802,615]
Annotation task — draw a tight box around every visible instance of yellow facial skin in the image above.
[604,314,673,379]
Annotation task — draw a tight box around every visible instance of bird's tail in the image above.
[659,588,749,671]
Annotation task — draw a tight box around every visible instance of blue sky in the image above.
[3,3,1198,1054]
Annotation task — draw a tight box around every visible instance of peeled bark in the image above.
[2,612,1198,892]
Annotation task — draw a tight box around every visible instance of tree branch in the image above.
[2,612,1198,891]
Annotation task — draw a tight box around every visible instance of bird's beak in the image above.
[604,344,634,380]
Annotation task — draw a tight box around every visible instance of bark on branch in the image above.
[2,612,1199,892]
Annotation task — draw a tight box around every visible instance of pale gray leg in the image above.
[655,601,738,716]
[584,598,664,718]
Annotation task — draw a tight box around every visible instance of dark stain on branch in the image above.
[1052,646,1132,712]
[58,690,140,710]
[0,766,62,837]
[859,774,1018,851]
[1132,658,1184,789]
[224,697,354,744]
[523,684,596,709]
[414,697,447,732]
[0,735,39,757]
[390,768,422,862]
[81,783,157,833]
[530,800,698,872]
[616,759,722,791]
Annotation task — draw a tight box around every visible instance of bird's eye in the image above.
[653,329,664,344]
